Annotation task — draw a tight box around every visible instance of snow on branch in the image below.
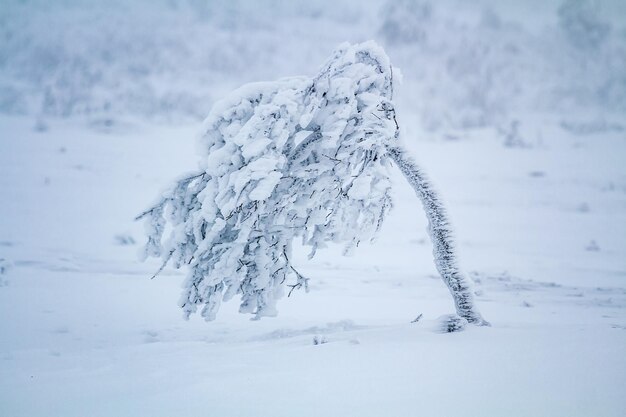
[138,41,486,325]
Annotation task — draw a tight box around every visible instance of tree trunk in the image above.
[387,145,488,326]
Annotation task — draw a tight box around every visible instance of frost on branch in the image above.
[138,42,395,320]
[138,41,486,325]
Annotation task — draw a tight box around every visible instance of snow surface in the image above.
[1,1,626,416]
[1,112,625,415]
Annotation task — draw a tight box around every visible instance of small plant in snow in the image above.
[312,335,328,345]
[435,314,468,333]
[500,119,530,148]
[0,258,10,287]
[137,42,487,326]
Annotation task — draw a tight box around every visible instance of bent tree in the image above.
[138,41,487,326]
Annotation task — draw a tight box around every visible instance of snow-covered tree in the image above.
[137,41,487,326]
[558,0,610,51]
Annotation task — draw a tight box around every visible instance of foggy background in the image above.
[2,0,625,138]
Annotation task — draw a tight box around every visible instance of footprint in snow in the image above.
[52,326,70,334]
[142,330,159,343]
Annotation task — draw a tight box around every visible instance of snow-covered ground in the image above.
[1,112,625,415]
[1,1,626,416]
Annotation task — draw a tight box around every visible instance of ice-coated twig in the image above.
[387,145,488,325]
